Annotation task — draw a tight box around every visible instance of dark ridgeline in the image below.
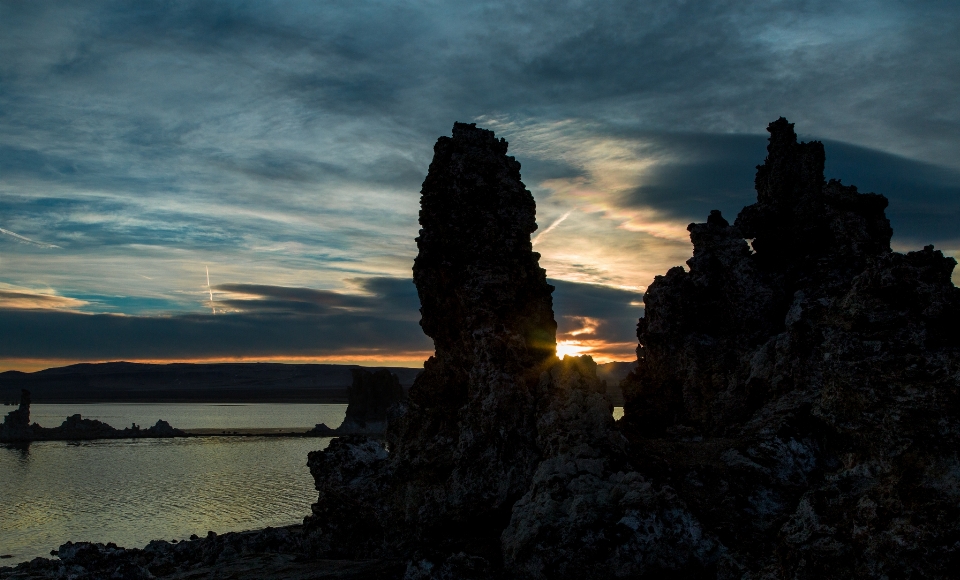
[0,362,422,403]
[4,119,959,580]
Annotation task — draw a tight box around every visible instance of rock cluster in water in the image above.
[309,368,407,435]
[0,389,186,442]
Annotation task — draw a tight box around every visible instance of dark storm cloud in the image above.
[0,277,643,359]
[0,277,426,359]
[0,308,430,360]
[213,277,420,317]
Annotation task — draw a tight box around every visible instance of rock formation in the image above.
[0,389,188,442]
[6,119,958,579]
[621,118,960,577]
[0,389,32,441]
[309,368,406,435]
[306,122,562,566]
[305,123,722,578]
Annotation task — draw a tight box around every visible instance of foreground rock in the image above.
[622,118,960,577]
[308,369,406,435]
[0,527,405,580]
[305,123,720,578]
[1,389,188,442]
[306,123,562,567]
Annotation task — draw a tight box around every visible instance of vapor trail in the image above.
[0,227,61,249]
[206,266,215,313]
[532,209,574,246]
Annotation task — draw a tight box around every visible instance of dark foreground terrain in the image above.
[4,119,957,579]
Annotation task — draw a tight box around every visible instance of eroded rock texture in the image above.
[305,123,561,565]
[622,118,960,577]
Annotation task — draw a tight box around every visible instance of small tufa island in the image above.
[0,389,186,442]
[3,119,958,579]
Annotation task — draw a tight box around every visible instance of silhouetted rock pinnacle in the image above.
[305,123,560,565]
[622,117,960,577]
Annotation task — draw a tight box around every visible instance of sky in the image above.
[1,0,959,372]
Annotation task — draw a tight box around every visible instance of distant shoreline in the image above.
[1,392,352,405]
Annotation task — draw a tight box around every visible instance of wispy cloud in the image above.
[0,227,61,249]
[532,209,573,245]
[0,287,86,310]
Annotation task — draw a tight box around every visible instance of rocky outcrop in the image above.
[0,389,32,441]
[309,369,406,435]
[305,122,561,565]
[502,356,720,579]
[621,118,960,577]
[0,389,188,442]
[305,123,725,578]
[0,526,406,580]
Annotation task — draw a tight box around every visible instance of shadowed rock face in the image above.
[344,369,405,427]
[309,369,407,435]
[306,123,560,561]
[622,118,960,577]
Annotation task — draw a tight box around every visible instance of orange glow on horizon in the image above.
[0,352,433,374]
[555,340,636,364]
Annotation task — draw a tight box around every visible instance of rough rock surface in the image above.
[305,123,561,565]
[0,526,405,580]
[0,389,188,442]
[309,369,406,435]
[621,118,960,577]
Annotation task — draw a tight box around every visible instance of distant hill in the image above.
[0,362,423,404]
[0,360,635,405]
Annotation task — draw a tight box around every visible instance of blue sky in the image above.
[1,1,958,371]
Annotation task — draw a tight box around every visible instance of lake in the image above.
[1,403,624,565]
[0,403,345,565]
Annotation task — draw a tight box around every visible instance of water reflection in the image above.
[2,441,31,462]
[0,403,346,566]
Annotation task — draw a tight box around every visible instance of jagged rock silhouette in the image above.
[5,119,958,580]
[305,122,564,568]
[622,118,960,577]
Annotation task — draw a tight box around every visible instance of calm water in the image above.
[1,403,624,565]
[0,404,346,565]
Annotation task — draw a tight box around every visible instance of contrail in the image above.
[0,227,61,249]
[206,266,215,313]
[532,209,573,246]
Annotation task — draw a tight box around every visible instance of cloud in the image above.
[0,277,645,363]
[0,226,61,249]
[0,288,87,310]
[1,0,958,362]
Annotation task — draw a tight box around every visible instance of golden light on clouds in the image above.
[555,315,636,363]
[0,287,88,311]
[478,116,696,291]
